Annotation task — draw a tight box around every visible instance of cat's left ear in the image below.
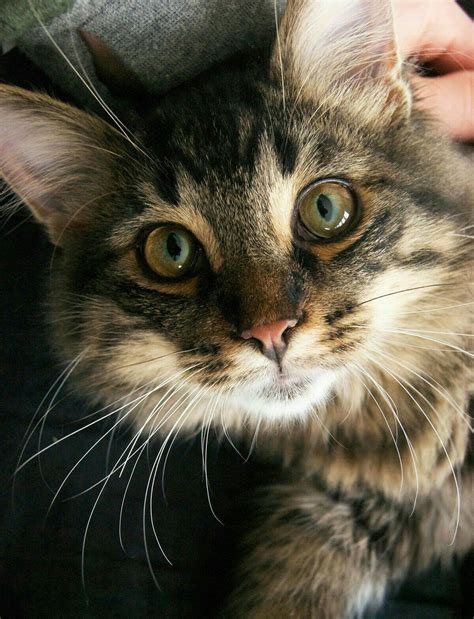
[272,0,411,124]
[0,85,126,245]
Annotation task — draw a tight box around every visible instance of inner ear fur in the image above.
[272,0,411,124]
[0,84,126,245]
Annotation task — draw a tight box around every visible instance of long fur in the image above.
[0,0,472,616]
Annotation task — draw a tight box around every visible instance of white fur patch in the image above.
[346,578,387,618]
[225,366,339,422]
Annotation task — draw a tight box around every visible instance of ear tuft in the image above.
[0,85,123,245]
[272,0,411,124]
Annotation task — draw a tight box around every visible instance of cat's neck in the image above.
[251,371,470,503]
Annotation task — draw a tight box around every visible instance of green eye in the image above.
[143,226,199,278]
[298,180,357,239]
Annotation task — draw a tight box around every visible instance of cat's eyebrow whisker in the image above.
[273,0,286,113]
[306,93,332,127]
[262,96,277,138]
[347,364,404,493]
[80,143,126,160]
[365,353,461,545]
[67,23,150,161]
[26,0,152,163]
[283,48,334,137]
[352,360,420,515]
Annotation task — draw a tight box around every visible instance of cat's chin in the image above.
[226,367,339,422]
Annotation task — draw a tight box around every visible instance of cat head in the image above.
[0,0,471,439]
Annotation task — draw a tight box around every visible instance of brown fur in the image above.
[0,0,472,616]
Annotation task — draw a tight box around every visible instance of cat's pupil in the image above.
[317,194,333,221]
[166,233,182,261]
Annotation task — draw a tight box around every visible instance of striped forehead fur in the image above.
[0,0,471,494]
[0,1,472,614]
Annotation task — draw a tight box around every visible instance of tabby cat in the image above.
[0,0,472,616]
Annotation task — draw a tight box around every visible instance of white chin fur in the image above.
[225,368,339,422]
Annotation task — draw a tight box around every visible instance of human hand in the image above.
[393,0,474,140]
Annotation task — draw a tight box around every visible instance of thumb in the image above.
[411,71,474,141]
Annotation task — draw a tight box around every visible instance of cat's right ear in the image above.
[0,85,124,245]
[272,0,411,125]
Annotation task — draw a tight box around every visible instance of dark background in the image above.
[1,3,473,616]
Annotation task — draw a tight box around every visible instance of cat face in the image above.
[0,0,471,435]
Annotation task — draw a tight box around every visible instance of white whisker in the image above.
[354,325,474,358]
[347,364,404,493]
[15,348,89,478]
[274,0,286,112]
[367,344,472,430]
[366,353,461,545]
[26,0,153,162]
[351,361,420,514]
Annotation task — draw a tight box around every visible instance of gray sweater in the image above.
[2,0,285,108]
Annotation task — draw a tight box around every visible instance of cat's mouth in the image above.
[227,366,339,420]
[260,375,309,400]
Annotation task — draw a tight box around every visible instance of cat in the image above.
[0,0,472,617]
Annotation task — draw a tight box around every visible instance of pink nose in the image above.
[241,318,298,362]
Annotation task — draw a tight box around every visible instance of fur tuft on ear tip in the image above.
[0,85,121,245]
[272,0,412,124]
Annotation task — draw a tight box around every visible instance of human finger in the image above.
[411,70,474,140]
[393,0,474,73]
